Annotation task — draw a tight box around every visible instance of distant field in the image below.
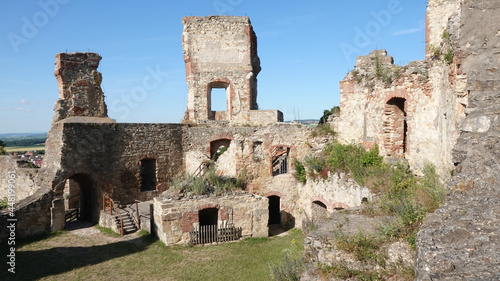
[5,145,45,153]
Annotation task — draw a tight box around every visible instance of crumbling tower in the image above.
[52,52,110,122]
[182,16,282,126]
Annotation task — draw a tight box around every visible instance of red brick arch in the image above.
[311,196,331,210]
[331,202,350,209]
[264,191,283,198]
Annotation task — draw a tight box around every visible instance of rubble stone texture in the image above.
[153,193,268,245]
[415,0,500,279]
[52,53,108,122]
[336,47,462,178]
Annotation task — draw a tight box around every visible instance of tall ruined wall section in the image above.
[182,16,281,126]
[52,53,108,122]
[416,0,500,279]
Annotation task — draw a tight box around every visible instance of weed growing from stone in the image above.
[168,165,246,196]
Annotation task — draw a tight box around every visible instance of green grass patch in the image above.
[0,228,304,281]
[94,225,121,237]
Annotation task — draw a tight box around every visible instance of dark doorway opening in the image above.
[65,173,96,223]
[268,195,281,225]
[140,158,157,191]
[199,208,218,226]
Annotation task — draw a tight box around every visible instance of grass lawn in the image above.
[5,146,45,153]
[0,227,304,281]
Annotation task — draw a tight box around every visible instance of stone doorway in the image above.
[64,173,97,223]
[268,195,281,225]
[199,207,218,226]
[383,98,407,158]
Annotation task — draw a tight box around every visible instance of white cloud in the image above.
[19,99,39,105]
[14,107,31,112]
[392,27,423,36]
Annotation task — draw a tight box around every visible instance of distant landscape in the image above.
[0,133,47,153]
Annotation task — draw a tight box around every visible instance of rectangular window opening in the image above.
[210,87,228,112]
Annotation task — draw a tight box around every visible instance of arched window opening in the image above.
[272,146,290,176]
[208,81,230,120]
[210,139,232,161]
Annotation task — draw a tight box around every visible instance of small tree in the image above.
[0,140,6,155]
[318,106,340,125]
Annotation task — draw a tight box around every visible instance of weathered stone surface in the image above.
[303,212,413,279]
[52,52,108,122]
[182,16,282,126]
[153,193,268,245]
[415,0,500,279]
[336,46,462,178]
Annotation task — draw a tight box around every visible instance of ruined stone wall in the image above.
[182,16,281,126]
[153,193,268,245]
[337,45,462,177]
[0,187,52,241]
[0,156,40,202]
[416,0,500,279]
[52,53,108,122]
[299,172,372,219]
[45,122,185,203]
[184,123,314,227]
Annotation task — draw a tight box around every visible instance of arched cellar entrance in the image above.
[210,139,231,162]
[199,207,218,226]
[383,97,407,158]
[63,173,97,224]
[268,195,281,225]
[312,200,328,219]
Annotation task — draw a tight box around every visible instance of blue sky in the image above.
[0,0,427,133]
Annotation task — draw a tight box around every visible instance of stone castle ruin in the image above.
[1,0,500,279]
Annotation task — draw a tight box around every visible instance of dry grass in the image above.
[0,227,303,281]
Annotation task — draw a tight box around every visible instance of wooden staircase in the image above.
[116,210,138,235]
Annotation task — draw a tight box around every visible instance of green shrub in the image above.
[334,229,386,265]
[269,254,305,281]
[0,197,8,210]
[292,159,306,184]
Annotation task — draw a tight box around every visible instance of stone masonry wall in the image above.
[182,16,281,126]
[52,52,108,122]
[153,193,268,245]
[416,0,500,279]
[337,46,462,177]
